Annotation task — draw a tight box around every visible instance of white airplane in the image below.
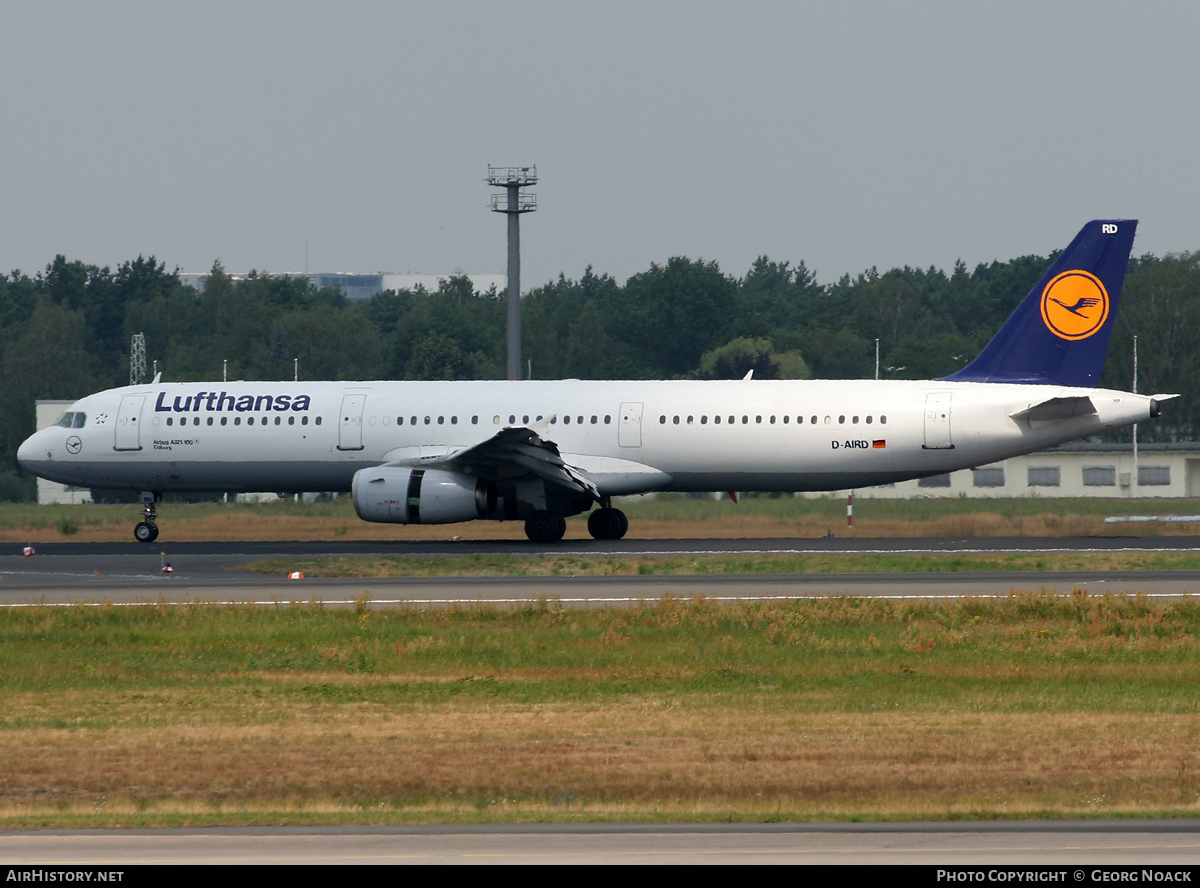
[18,220,1169,544]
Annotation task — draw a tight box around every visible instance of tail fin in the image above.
[944,220,1137,387]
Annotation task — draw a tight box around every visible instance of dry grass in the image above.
[2,497,1199,543]
[1,701,1197,820]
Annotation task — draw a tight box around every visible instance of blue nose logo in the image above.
[66,436,82,455]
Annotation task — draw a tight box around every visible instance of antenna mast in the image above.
[130,333,146,385]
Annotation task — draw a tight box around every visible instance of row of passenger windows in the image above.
[659,414,888,426]
[391,415,613,426]
[157,415,322,427]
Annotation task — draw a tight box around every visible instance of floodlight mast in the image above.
[486,165,537,380]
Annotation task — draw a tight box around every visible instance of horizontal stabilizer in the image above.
[1010,395,1097,424]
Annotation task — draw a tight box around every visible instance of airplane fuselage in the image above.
[19,378,1158,497]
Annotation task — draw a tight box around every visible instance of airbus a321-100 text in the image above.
[18,220,1171,543]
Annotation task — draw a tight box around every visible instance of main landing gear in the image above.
[522,502,630,544]
[134,491,160,543]
[524,510,567,544]
[587,506,628,541]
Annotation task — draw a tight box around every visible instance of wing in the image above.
[380,416,601,499]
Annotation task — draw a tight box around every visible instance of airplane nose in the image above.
[16,430,46,472]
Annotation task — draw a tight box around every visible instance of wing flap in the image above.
[385,418,600,499]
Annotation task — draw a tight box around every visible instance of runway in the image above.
[2,536,1199,606]
[3,821,1199,864]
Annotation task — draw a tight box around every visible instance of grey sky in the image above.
[2,1,1196,288]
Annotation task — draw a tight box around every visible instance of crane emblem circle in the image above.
[65,436,82,455]
[1039,270,1110,340]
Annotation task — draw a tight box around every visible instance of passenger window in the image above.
[714,415,721,424]
[275,416,281,425]
[451,416,458,424]
[411,416,417,425]
[591,416,597,424]
[687,415,694,425]
[565,415,571,425]
[207,417,213,426]
[522,415,529,424]
[398,416,404,425]
[700,415,707,424]
[472,416,478,425]
[221,417,228,426]
[866,416,873,424]
[769,415,776,424]
[437,416,444,425]
[248,417,254,426]
[811,416,817,424]
[852,416,859,424]
[742,416,748,424]
[301,416,308,426]
[235,417,242,426]
[604,416,611,424]
[660,416,666,424]
[672,416,679,425]
[783,415,789,424]
[288,416,295,425]
[166,418,173,426]
[315,417,322,426]
[881,415,887,424]
[838,415,845,424]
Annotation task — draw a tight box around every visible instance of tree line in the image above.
[0,246,1196,499]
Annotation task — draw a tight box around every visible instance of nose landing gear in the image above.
[134,491,160,543]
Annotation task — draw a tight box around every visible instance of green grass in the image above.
[2,594,1198,710]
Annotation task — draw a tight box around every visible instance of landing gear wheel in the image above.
[587,507,628,540]
[134,521,159,543]
[525,510,567,544]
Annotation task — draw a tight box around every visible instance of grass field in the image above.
[1,594,1198,827]
[4,496,1200,828]
[7,493,1200,543]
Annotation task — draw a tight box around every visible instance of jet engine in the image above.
[352,467,497,524]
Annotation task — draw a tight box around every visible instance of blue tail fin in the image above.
[944,220,1137,386]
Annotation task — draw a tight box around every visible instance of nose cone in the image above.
[17,429,48,475]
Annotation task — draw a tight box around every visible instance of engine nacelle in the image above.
[352,466,496,524]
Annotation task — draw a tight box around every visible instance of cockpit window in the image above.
[73,413,87,428]
[55,413,73,428]
[55,412,86,428]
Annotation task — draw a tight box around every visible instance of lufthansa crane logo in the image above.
[1039,270,1110,340]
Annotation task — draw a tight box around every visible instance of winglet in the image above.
[944,220,1136,387]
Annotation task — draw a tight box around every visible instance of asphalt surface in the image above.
[2,821,1199,864]
[1,536,1199,605]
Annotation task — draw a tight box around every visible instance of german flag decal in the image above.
[873,440,886,449]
